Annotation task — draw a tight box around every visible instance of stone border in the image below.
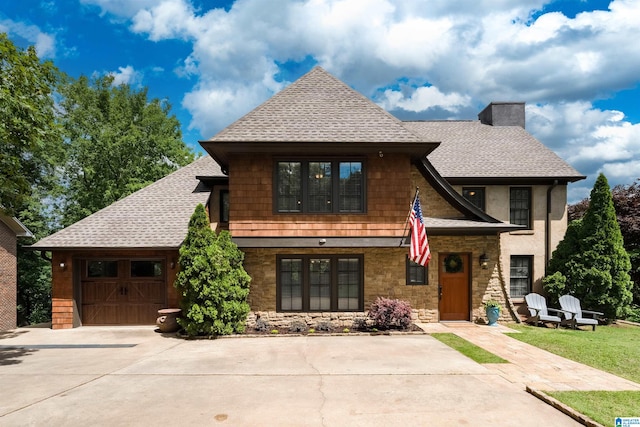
[526,387,604,427]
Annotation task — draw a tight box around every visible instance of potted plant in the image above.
[484,300,501,326]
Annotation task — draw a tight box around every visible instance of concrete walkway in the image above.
[0,325,585,426]
[418,322,640,392]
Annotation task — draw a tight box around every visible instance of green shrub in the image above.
[544,174,633,319]
[175,204,251,337]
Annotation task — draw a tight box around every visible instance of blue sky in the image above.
[2,0,639,203]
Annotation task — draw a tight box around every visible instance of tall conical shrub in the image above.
[175,204,251,336]
[544,174,633,319]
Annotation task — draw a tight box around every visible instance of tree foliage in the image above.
[0,33,62,216]
[57,74,194,226]
[175,204,251,336]
[544,174,633,319]
[569,179,640,305]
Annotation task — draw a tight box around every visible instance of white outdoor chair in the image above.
[558,294,603,331]
[524,293,563,328]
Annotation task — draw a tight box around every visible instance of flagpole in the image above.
[399,187,420,247]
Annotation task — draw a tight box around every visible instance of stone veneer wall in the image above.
[0,222,18,330]
[241,233,514,329]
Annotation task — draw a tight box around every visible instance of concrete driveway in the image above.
[0,326,580,426]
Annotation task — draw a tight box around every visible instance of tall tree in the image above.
[57,74,194,226]
[0,33,62,216]
[569,179,640,305]
[544,173,633,319]
[175,204,251,337]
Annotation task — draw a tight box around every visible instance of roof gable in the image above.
[205,67,422,144]
[30,156,222,250]
[405,121,585,182]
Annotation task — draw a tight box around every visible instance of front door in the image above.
[439,253,470,321]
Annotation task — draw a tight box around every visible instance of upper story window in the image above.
[510,187,531,228]
[462,187,485,211]
[220,190,229,223]
[275,160,365,213]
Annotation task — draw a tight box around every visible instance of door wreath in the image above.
[444,253,463,273]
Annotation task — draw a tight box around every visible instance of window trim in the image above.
[510,255,533,298]
[510,187,532,228]
[406,256,428,285]
[220,189,229,223]
[276,254,364,312]
[273,158,366,214]
[462,187,486,211]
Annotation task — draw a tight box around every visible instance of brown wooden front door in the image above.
[438,253,470,321]
[80,259,166,325]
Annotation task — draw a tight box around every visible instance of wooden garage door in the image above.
[81,260,166,325]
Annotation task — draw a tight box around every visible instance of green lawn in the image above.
[507,323,640,426]
[430,333,508,364]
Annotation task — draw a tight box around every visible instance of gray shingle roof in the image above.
[404,121,584,180]
[30,156,222,249]
[205,66,423,143]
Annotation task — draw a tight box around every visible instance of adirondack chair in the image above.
[524,293,563,328]
[558,295,603,331]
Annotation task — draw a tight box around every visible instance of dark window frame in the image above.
[462,187,486,211]
[406,256,428,285]
[510,187,532,228]
[273,158,366,214]
[220,189,229,223]
[510,255,533,298]
[276,254,364,312]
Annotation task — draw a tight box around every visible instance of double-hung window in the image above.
[275,160,365,213]
[510,187,531,228]
[277,255,363,311]
[510,256,532,298]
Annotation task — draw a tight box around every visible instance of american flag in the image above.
[409,195,431,267]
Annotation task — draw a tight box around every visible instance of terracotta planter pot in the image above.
[156,308,182,333]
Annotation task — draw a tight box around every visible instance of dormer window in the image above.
[275,159,365,213]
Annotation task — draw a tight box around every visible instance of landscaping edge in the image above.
[526,387,604,427]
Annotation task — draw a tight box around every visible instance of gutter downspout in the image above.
[545,180,559,275]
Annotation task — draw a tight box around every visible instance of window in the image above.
[510,187,531,227]
[277,255,363,311]
[130,260,163,278]
[87,260,118,278]
[462,187,485,211]
[220,190,229,223]
[275,160,364,213]
[406,257,428,285]
[510,256,532,298]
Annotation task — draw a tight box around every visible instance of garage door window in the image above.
[131,260,163,278]
[87,260,118,278]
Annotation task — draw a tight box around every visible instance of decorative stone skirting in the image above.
[246,308,438,330]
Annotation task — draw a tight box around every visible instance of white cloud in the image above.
[0,18,56,57]
[109,65,143,86]
[81,0,640,203]
[527,102,640,200]
[377,85,471,113]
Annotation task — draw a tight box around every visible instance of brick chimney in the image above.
[478,102,525,128]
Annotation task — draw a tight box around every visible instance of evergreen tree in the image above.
[544,174,633,319]
[175,204,251,336]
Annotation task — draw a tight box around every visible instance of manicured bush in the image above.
[175,204,251,336]
[368,297,412,330]
[254,317,270,332]
[288,321,308,333]
[544,174,633,320]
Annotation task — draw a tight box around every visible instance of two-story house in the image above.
[30,67,584,329]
